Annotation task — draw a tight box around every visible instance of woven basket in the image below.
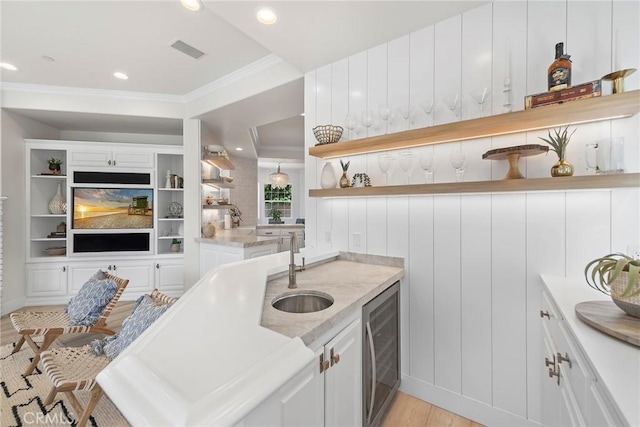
[313,125,343,145]
[610,271,640,318]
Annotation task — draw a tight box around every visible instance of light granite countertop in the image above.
[196,228,280,248]
[261,252,404,345]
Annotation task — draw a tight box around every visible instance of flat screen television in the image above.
[72,187,153,229]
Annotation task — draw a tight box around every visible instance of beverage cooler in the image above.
[362,281,400,427]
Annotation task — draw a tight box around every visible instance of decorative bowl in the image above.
[313,125,343,145]
[44,246,66,256]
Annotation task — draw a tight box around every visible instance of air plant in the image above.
[538,126,576,160]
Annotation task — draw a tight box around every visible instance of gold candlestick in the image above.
[602,68,637,94]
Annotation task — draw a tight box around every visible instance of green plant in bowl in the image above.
[585,252,640,318]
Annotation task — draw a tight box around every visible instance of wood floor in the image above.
[2,302,483,427]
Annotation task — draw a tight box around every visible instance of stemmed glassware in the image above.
[449,149,466,182]
[345,115,362,138]
[398,151,416,184]
[418,148,434,183]
[471,87,489,113]
[378,153,395,183]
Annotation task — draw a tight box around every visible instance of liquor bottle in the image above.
[548,42,572,91]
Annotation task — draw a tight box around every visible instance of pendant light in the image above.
[269,164,289,188]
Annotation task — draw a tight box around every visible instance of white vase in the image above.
[48,182,66,214]
[320,161,337,189]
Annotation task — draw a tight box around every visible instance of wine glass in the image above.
[398,151,416,184]
[449,148,466,182]
[345,115,362,138]
[471,87,489,113]
[378,153,395,183]
[418,149,434,183]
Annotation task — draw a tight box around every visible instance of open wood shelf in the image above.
[309,90,640,159]
[202,179,235,189]
[309,173,640,197]
[202,155,235,170]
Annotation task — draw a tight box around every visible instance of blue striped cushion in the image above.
[65,270,117,326]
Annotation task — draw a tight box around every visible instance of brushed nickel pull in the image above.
[557,352,572,369]
[540,310,550,319]
[549,367,560,385]
[545,354,556,368]
[319,354,330,373]
[330,348,340,366]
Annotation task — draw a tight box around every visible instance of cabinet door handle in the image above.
[540,310,550,319]
[113,160,116,166]
[330,348,340,366]
[319,353,330,373]
[548,367,560,386]
[62,266,66,272]
[107,160,112,166]
[545,354,556,369]
[557,352,572,369]
[156,263,160,269]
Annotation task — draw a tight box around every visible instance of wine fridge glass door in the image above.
[363,281,400,427]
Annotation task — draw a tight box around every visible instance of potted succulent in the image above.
[47,157,63,174]
[170,238,182,252]
[584,252,640,318]
[269,207,283,224]
[229,205,242,227]
[538,126,576,177]
[339,160,351,188]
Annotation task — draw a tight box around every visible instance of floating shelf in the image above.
[202,154,235,170]
[202,205,233,210]
[202,179,235,189]
[308,90,640,159]
[309,173,640,197]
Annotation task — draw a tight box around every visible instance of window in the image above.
[264,184,292,219]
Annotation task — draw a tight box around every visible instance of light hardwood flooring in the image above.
[2,302,483,427]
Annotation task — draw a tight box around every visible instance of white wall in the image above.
[304,1,639,425]
[1,110,61,313]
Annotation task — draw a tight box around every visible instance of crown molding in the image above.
[183,54,285,102]
[0,54,287,108]
[0,81,184,103]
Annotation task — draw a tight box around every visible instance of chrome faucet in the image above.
[288,232,305,288]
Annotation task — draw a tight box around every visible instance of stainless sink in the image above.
[271,290,334,314]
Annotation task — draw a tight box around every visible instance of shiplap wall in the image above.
[304,1,639,425]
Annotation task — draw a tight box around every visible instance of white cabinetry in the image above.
[69,148,154,169]
[154,259,184,296]
[241,317,361,427]
[199,242,278,278]
[26,263,68,298]
[24,140,185,305]
[68,261,154,297]
[540,280,628,427]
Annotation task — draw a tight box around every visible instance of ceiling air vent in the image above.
[170,39,205,59]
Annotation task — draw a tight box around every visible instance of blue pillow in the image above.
[92,294,173,360]
[65,270,118,326]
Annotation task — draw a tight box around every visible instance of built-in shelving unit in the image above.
[309,90,640,159]
[309,174,640,197]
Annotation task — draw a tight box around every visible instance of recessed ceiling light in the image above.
[0,62,18,71]
[180,0,203,12]
[257,8,277,25]
[235,147,243,151]
[41,55,55,62]
[113,72,129,80]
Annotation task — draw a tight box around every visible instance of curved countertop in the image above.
[97,250,404,426]
[197,228,280,248]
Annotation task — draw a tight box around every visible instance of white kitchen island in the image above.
[97,250,404,426]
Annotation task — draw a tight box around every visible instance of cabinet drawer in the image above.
[587,382,624,427]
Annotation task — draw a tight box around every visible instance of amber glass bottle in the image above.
[548,42,572,91]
